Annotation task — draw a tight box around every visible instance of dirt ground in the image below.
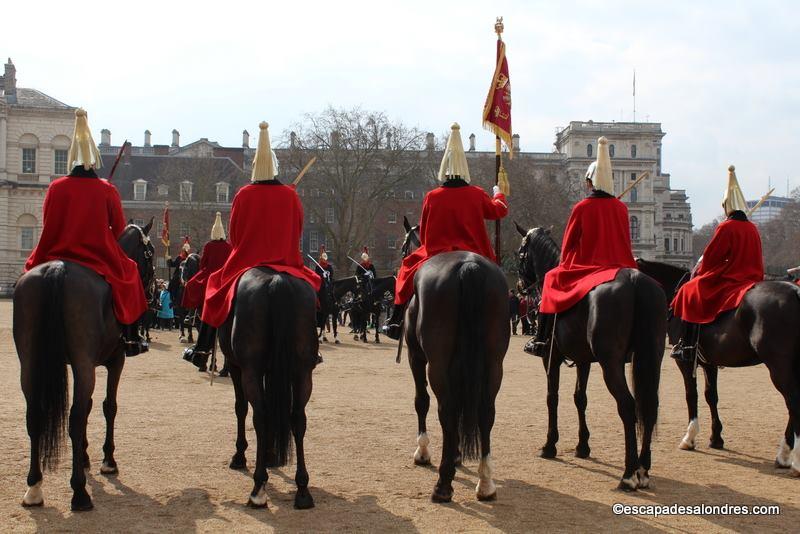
[0,300,797,533]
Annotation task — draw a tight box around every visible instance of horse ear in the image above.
[546,225,554,235]
[403,216,412,232]
[514,221,527,237]
[143,216,154,236]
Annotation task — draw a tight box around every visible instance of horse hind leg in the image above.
[22,407,44,507]
[475,400,497,501]
[574,363,591,459]
[677,359,700,451]
[229,366,249,470]
[69,365,96,511]
[599,362,640,491]
[776,419,792,468]
[432,401,458,503]
[292,369,315,509]
[101,353,124,475]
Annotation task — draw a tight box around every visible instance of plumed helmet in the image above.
[251,122,279,182]
[67,108,103,172]
[437,123,471,183]
[722,165,748,215]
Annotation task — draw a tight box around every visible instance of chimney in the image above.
[3,58,16,98]
[512,133,520,153]
[330,130,340,148]
[242,129,250,148]
[171,129,180,147]
[290,131,297,148]
[144,130,152,147]
[100,129,111,147]
[386,131,392,149]
[425,132,435,150]
[468,133,476,152]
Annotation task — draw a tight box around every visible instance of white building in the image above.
[746,195,791,225]
[0,58,75,293]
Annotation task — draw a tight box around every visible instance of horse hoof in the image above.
[709,439,724,450]
[790,467,800,478]
[477,491,497,502]
[617,475,639,492]
[229,455,247,470]
[414,456,431,466]
[575,445,591,459]
[335,340,341,345]
[21,482,43,507]
[100,461,118,475]
[678,440,695,451]
[636,468,650,489]
[431,488,453,503]
[540,446,557,459]
[71,493,94,512]
[294,488,315,510]
[247,485,268,508]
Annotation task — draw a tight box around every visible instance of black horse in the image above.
[316,273,340,344]
[177,253,201,343]
[637,258,800,471]
[352,275,395,344]
[401,221,509,503]
[14,220,155,511]
[217,267,318,509]
[516,225,665,490]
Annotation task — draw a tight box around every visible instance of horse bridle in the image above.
[125,223,155,289]
[401,225,420,258]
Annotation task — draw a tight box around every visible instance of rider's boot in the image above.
[670,322,699,363]
[381,302,407,341]
[122,322,149,357]
[183,322,216,369]
[523,313,552,358]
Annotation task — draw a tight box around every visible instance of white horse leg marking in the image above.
[790,434,800,476]
[679,418,699,450]
[247,483,268,507]
[22,481,43,507]
[475,454,497,500]
[636,466,650,489]
[776,436,792,468]
[414,432,431,465]
[100,461,118,474]
[620,472,640,491]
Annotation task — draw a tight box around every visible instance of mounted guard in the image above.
[23,108,148,356]
[382,123,508,340]
[525,136,637,356]
[181,212,232,311]
[670,165,764,362]
[183,122,321,367]
[314,245,334,280]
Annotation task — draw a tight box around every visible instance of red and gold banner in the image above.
[161,205,170,248]
[482,39,512,155]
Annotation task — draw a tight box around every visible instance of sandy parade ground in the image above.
[0,300,797,533]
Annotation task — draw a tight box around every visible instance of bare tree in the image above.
[282,107,434,271]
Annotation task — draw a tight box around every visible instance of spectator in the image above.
[509,290,520,335]
[157,282,174,330]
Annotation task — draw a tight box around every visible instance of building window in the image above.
[609,144,615,158]
[630,187,638,203]
[179,181,193,202]
[20,227,34,252]
[309,212,316,223]
[586,144,593,158]
[678,214,684,220]
[631,144,637,158]
[325,207,335,224]
[666,213,672,220]
[681,236,686,252]
[157,184,169,196]
[22,148,36,174]
[388,212,397,224]
[664,237,670,252]
[216,182,230,203]
[405,191,414,200]
[387,190,396,198]
[387,237,396,249]
[54,149,68,175]
[674,238,679,252]
[630,216,640,242]
[310,230,319,253]
[133,180,147,201]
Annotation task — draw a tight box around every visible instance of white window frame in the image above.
[387,237,396,250]
[157,184,169,197]
[133,180,148,201]
[22,148,36,174]
[216,182,230,203]
[54,149,69,175]
[404,190,414,200]
[309,230,319,253]
[20,226,34,252]
[325,207,335,224]
[388,212,397,224]
[179,181,193,202]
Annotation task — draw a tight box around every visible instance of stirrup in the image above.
[670,344,696,363]
[523,339,549,358]
[382,323,403,341]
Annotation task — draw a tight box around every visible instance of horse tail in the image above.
[631,272,665,435]
[450,261,487,461]
[37,262,70,470]
[264,275,296,466]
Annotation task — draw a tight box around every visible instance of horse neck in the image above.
[532,235,560,283]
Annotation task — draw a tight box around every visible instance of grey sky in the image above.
[4,0,798,226]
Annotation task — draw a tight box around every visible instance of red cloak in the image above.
[539,194,637,314]
[671,216,763,324]
[200,181,321,328]
[181,239,233,309]
[394,182,508,304]
[24,176,147,324]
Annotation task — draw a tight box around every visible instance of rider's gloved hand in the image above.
[492,185,501,196]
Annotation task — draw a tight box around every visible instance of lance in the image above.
[307,253,326,272]
[618,170,649,200]
[347,255,370,274]
[107,140,129,181]
[747,188,776,216]
[293,156,318,186]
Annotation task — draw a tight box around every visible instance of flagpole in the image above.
[494,19,503,266]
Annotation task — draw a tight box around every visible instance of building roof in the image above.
[8,87,73,109]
